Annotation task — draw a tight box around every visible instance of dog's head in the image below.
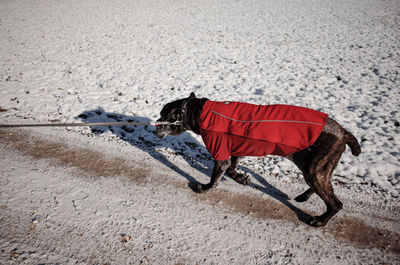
[155,93,196,138]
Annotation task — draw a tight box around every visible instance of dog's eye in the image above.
[174,112,183,120]
[170,114,179,121]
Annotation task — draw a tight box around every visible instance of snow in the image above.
[0,0,399,263]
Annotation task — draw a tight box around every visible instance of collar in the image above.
[180,99,190,128]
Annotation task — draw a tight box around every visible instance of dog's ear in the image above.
[189,92,196,99]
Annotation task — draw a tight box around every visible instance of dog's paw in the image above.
[308,216,327,227]
[232,173,251,186]
[188,182,207,193]
[294,189,313,202]
[294,194,309,202]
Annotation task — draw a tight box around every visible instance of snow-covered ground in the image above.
[0,0,399,264]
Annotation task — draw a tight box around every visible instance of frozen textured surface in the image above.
[0,0,399,263]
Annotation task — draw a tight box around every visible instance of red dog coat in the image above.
[198,101,328,160]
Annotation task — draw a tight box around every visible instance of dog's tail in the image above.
[344,129,361,156]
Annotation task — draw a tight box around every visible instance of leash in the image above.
[0,121,181,128]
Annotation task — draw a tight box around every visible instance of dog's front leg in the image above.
[226,156,251,186]
[194,159,231,193]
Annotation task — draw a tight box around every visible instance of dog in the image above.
[155,93,361,227]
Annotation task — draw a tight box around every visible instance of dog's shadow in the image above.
[241,167,312,224]
[75,107,311,224]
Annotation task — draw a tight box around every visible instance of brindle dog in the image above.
[155,93,361,227]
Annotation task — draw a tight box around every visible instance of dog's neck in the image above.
[182,98,208,135]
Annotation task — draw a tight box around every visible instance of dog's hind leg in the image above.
[307,175,343,227]
[226,156,251,186]
[291,131,346,226]
[288,149,315,202]
[307,141,346,227]
[194,159,231,193]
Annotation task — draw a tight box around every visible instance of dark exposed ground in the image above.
[1,128,399,256]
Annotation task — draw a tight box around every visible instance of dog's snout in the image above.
[154,122,167,138]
